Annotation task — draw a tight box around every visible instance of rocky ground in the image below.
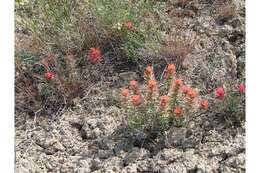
[15,82,245,172]
[15,0,245,172]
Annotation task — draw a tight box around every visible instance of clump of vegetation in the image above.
[15,53,43,113]
[160,32,196,69]
[15,0,163,115]
[216,0,237,24]
[16,0,162,61]
[213,83,245,126]
[16,0,108,54]
[120,64,208,136]
[90,0,161,61]
[174,0,193,8]
[15,48,103,115]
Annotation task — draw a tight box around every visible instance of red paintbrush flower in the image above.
[130,80,138,91]
[215,87,225,99]
[160,95,170,109]
[121,88,130,97]
[131,95,142,106]
[238,83,245,93]
[164,64,176,79]
[200,100,209,110]
[125,21,133,29]
[174,107,183,117]
[89,47,102,63]
[44,71,55,80]
[175,79,183,87]
[144,65,153,79]
[147,80,157,92]
[181,85,190,95]
[187,88,197,99]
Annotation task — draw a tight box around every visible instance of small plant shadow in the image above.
[95,125,166,160]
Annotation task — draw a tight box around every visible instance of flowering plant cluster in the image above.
[213,83,245,126]
[121,64,209,134]
[15,46,102,114]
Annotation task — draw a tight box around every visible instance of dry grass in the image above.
[174,0,194,8]
[160,31,196,69]
[216,0,237,23]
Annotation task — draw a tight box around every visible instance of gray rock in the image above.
[222,153,245,170]
[123,148,150,166]
[97,150,114,159]
[162,163,187,173]
[160,148,183,161]
[166,127,187,147]
[76,159,92,173]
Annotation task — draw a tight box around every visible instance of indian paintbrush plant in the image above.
[15,52,85,115]
[213,83,245,127]
[120,64,209,137]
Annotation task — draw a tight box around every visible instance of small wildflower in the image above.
[165,64,176,79]
[121,88,130,97]
[200,100,209,110]
[131,95,142,106]
[187,88,197,99]
[167,64,176,74]
[144,65,153,79]
[174,107,183,117]
[45,71,55,80]
[125,21,133,29]
[130,80,138,90]
[89,47,102,63]
[238,83,245,93]
[160,95,170,109]
[181,85,190,95]
[215,87,225,99]
[175,79,183,87]
[147,80,157,92]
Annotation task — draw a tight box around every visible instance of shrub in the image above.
[16,0,162,61]
[15,51,91,115]
[213,83,245,126]
[90,0,161,61]
[120,64,208,136]
[16,0,107,54]
[15,53,43,113]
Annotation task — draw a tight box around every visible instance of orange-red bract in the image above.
[130,80,138,90]
[89,47,102,63]
[200,100,209,110]
[215,87,225,99]
[121,88,130,97]
[45,71,55,80]
[147,80,157,92]
[174,107,183,117]
[160,95,170,109]
[131,95,142,106]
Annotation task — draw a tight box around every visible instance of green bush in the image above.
[16,0,162,60]
[91,0,161,61]
[15,52,83,114]
[16,0,107,54]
